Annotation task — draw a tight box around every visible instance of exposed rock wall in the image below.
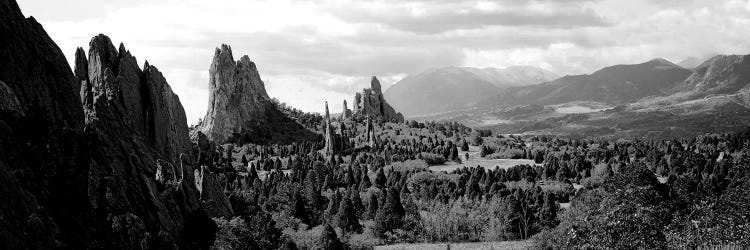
[198,44,275,143]
[0,1,216,248]
[341,99,352,120]
[353,76,404,122]
[194,166,234,218]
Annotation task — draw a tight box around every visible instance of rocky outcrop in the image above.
[353,76,404,122]
[76,35,193,164]
[191,130,214,167]
[197,45,274,143]
[196,44,318,144]
[0,1,216,248]
[341,99,352,120]
[365,117,376,147]
[323,101,352,155]
[0,80,22,115]
[194,166,233,218]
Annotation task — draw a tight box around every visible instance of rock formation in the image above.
[365,117,376,147]
[324,102,343,155]
[196,44,317,144]
[341,99,352,120]
[194,166,234,218]
[0,1,216,247]
[77,35,193,164]
[197,45,275,143]
[353,76,404,122]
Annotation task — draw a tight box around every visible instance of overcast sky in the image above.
[16,0,750,124]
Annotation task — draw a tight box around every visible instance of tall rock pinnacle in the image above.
[353,76,404,122]
[196,44,317,144]
[198,44,275,143]
[341,99,352,120]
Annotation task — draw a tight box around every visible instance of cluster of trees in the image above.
[203,115,750,249]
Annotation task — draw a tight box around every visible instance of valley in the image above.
[1,0,750,250]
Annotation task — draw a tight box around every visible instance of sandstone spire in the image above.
[341,99,352,120]
[325,101,331,121]
[197,44,275,143]
[353,76,404,122]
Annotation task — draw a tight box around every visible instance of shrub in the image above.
[420,153,446,165]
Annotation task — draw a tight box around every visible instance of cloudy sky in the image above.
[17,0,750,124]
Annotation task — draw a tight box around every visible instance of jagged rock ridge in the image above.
[353,76,404,122]
[0,0,216,247]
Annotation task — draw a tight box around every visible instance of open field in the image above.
[428,146,537,172]
[375,241,532,250]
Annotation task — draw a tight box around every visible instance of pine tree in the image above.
[539,193,558,228]
[291,190,310,226]
[304,170,322,225]
[335,196,363,234]
[366,193,379,220]
[375,168,387,188]
[316,224,345,250]
[324,192,341,223]
[279,239,299,250]
[350,189,366,218]
[373,187,405,237]
[241,155,248,167]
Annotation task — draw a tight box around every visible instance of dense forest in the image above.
[196,115,750,249]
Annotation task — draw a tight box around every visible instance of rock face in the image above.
[341,99,352,120]
[353,77,404,122]
[76,35,216,249]
[194,166,233,218]
[197,44,275,143]
[77,35,193,164]
[365,117,376,147]
[0,1,216,248]
[323,102,345,155]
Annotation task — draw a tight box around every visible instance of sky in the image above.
[16,0,750,124]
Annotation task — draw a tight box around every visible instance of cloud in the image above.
[327,1,609,34]
[16,0,750,124]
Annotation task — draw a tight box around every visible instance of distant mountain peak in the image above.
[678,53,720,69]
[384,65,558,117]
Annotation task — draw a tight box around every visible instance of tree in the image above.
[373,187,405,237]
[213,217,258,250]
[450,145,460,162]
[539,193,558,228]
[350,189,366,218]
[366,193,379,220]
[317,224,345,250]
[324,192,341,223]
[241,155,248,167]
[278,239,299,250]
[304,170,322,225]
[248,211,282,250]
[375,168,387,188]
[335,196,363,234]
[470,133,483,146]
[291,190,310,226]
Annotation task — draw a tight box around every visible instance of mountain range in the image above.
[402,56,750,138]
[384,66,558,116]
[482,58,693,107]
